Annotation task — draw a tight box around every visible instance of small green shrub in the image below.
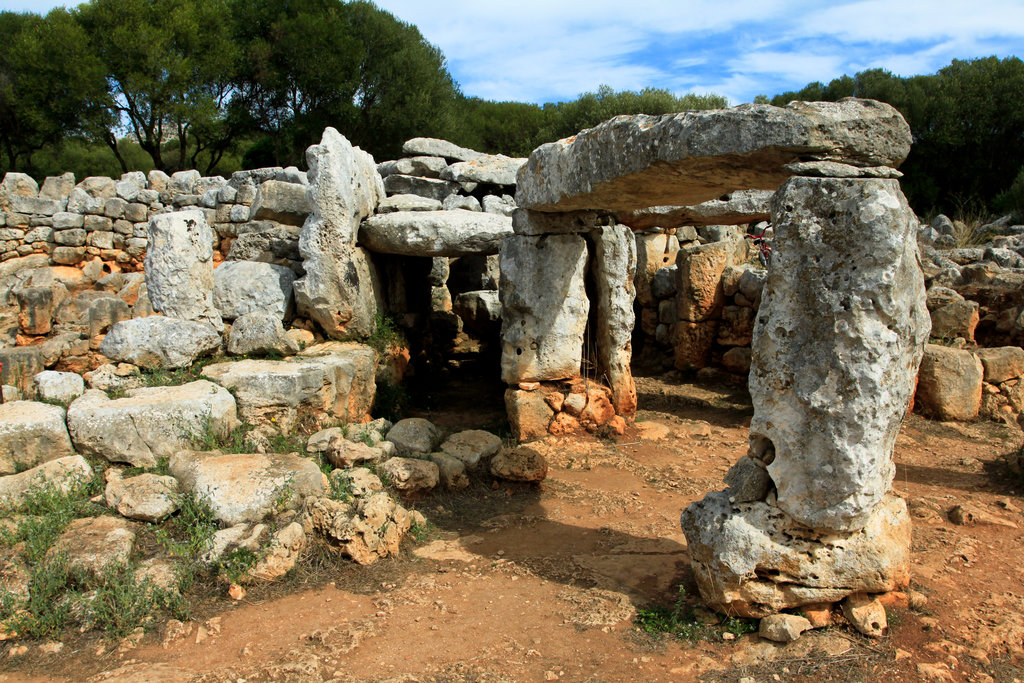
[156,492,219,590]
[5,552,78,639]
[366,313,405,356]
[85,562,186,640]
[217,547,260,585]
[633,586,754,642]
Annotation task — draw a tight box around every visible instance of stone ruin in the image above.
[506,98,929,618]
[0,97,934,621]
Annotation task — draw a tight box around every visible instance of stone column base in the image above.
[680,491,910,618]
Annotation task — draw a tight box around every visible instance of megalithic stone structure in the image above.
[508,97,928,616]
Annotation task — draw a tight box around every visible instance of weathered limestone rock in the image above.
[53,290,131,339]
[442,193,482,212]
[635,233,679,306]
[440,429,502,470]
[402,137,482,162]
[227,222,301,262]
[748,177,929,532]
[377,156,448,178]
[304,490,412,564]
[376,194,442,213]
[32,371,85,404]
[0,401,75,474]
[440,155,526,186]
[293,127,384,339]
[0,456,92,507]
[145,210,222,329]
[379,457,439,492]
[359,211,512,256]
[248,180,312,226]
[226,312,299,356]
[248,522,306,581]
[14,284,65,335]
[915,344,983,421]
[213,261,296,320]
[500,233,589,383]
[100,316,222,369]
[385,418,441,455]
[759,614,812,642]
[428,452,469,489]
[505,388,554,442]
[677,238,748,323]
[673,321,719,370]
[841,593,888,638]
[0,347,44,396]
[51,516,135,574]
[105,473,180,523]
[681,492,911,617]
[297,341,377,422]
[453,290,501,336]
[517,99,912,212]
[170,450,326,525]
[1,173,39,207]
[619,190,774,230]
[67,382,237,467]
[490,445,548,482]
[310,432,389,468]
[382,174,459,201]
[976,346,1024,384]
[589,224,637,415]
[928,290,979,342]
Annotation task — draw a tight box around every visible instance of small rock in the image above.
[228,583,246,600]
[758,613,811,642]
[841,593,887,637]
[380,457,439,492]
[490,445,548,482]
[385,418,441,455]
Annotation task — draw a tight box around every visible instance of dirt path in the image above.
[3,374,1023,682]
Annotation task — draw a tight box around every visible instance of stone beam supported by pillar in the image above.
[588,224,637,416]
[499,228,590,384]
[681,175,929,617]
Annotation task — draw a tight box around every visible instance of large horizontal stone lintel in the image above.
[359,210,512,256]
[516,99,911,213]
[617,190,774,231]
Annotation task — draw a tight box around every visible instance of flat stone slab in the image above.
[66,382,237,467]
[402,138,482,162]
[0,455,93,507]
[516,99,911,213]
[99,316,222,370]
[618,190,774,230]
[105,473,180,523]
[0,401,75,475]
[213,261,296,321]
[440,155,526,186]
[51,516,135,574]
[359,210,512,256]
[169,450,326,525]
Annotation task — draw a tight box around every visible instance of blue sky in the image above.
[4,0,1024,104]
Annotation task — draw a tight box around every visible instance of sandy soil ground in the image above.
[2,371,1023,683]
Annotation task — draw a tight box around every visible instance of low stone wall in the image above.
[0,167,313,272]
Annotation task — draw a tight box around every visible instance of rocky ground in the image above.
[2,370,1023,683]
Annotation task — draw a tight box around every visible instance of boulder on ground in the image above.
[227,312,299,356]
[50,516,135,574]
[105,473,180,523]
[379,456,439,492]
[504,388,554,443]
[213,261,296,321]
[976,346,1024,384]
[304,490,412,564]
[681,492,910,618]
[247,522,306,582]
[916,344,984,421]
[32,371,85,404]
[841,593,887,638]
[100,316,221,370]
[0,401,75,475]
[439,429,502,470]
[306,427,391,468]
[428,452,469,489]
[490,445,548,482]
[0,456,92,507]
[170,450,326,526]
[67,382,237,468]
[759,614,812,642]
[385,418,441,455]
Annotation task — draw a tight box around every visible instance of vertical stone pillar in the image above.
[145,209,222,330]
[680,176,929,617]
[589,224,638,416]
[499,231,589,383]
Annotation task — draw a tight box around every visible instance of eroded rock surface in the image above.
[145,210,221,329]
